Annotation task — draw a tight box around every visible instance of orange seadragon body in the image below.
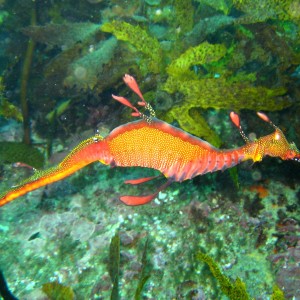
[105,119,244,181]
[0,75,299,207]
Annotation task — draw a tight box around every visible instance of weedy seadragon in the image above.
[1,75,299,206]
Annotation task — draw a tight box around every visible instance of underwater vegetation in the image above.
[196,251,251,299]
[0,77,22,122]
[1,0,298,146]
[0,0,300,299]
[0,141,44,169]
[107,233,152,300]
[196,251,286,300]
[42,281,75,300]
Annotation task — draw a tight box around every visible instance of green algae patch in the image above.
[271,285,285,300]
[197,251,287,300]
[164,76,289,111]
[42,281,75,300]
[174,0,194,33]
[0,142,44,169]
[109,233,120,300]
[167,106,221,147]
[134,238,152,300]
[196,251,251,300]
[233,0,300,22]
[101,21,162,74]
[166,42,227,79]
[0,77,23,122]
[0,98,23,122]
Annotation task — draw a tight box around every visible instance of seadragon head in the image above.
[277,139,300,161]
[260,127,300,161]
[230,111,300,162]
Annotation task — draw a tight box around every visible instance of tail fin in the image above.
[0,135,108,206]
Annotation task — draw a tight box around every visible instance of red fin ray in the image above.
[230,111,240,128]
[123,74,146,104]
[112,94,140,115]
[120,193,157,206]
[119,180,172,206]
[124,175,160,185]
[257,112,270,123]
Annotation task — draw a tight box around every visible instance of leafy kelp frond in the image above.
[174,0,194,33]
[164,41,289,114]
[164,76,289,111]
[163,42,228,146]
[101,21,162,74]
[166,105,221,147]
[166,42,227,79]
[0,77,22,122]
[164,39,287,134]
[46,99,72,123]
[233,0,300,24]
[0,99,23,122]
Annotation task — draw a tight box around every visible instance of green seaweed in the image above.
[163,67,288,146]
[162,40,289,145]
[196,251,251,300]
[166,105,221,147]
[164,42,289,112]
[46,99,72,123]
[0,141,44,169]
[233,0,300,24]
[0,99,23,122]
[134,238,152,300]
[42,281,75,300]
[229,167,239,189]
[0,77,23,122]
[107,234,152,299]
[196,251,286,300]
[163,42,229,146]
[174,0,194,34]
[271,285,285,300]
[109,233,120,300]
[166,42,227,79]
[101,21,162,74]
[164,76,289,111]
[199,0,233,15]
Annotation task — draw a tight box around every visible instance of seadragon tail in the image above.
[0,135,110,206]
